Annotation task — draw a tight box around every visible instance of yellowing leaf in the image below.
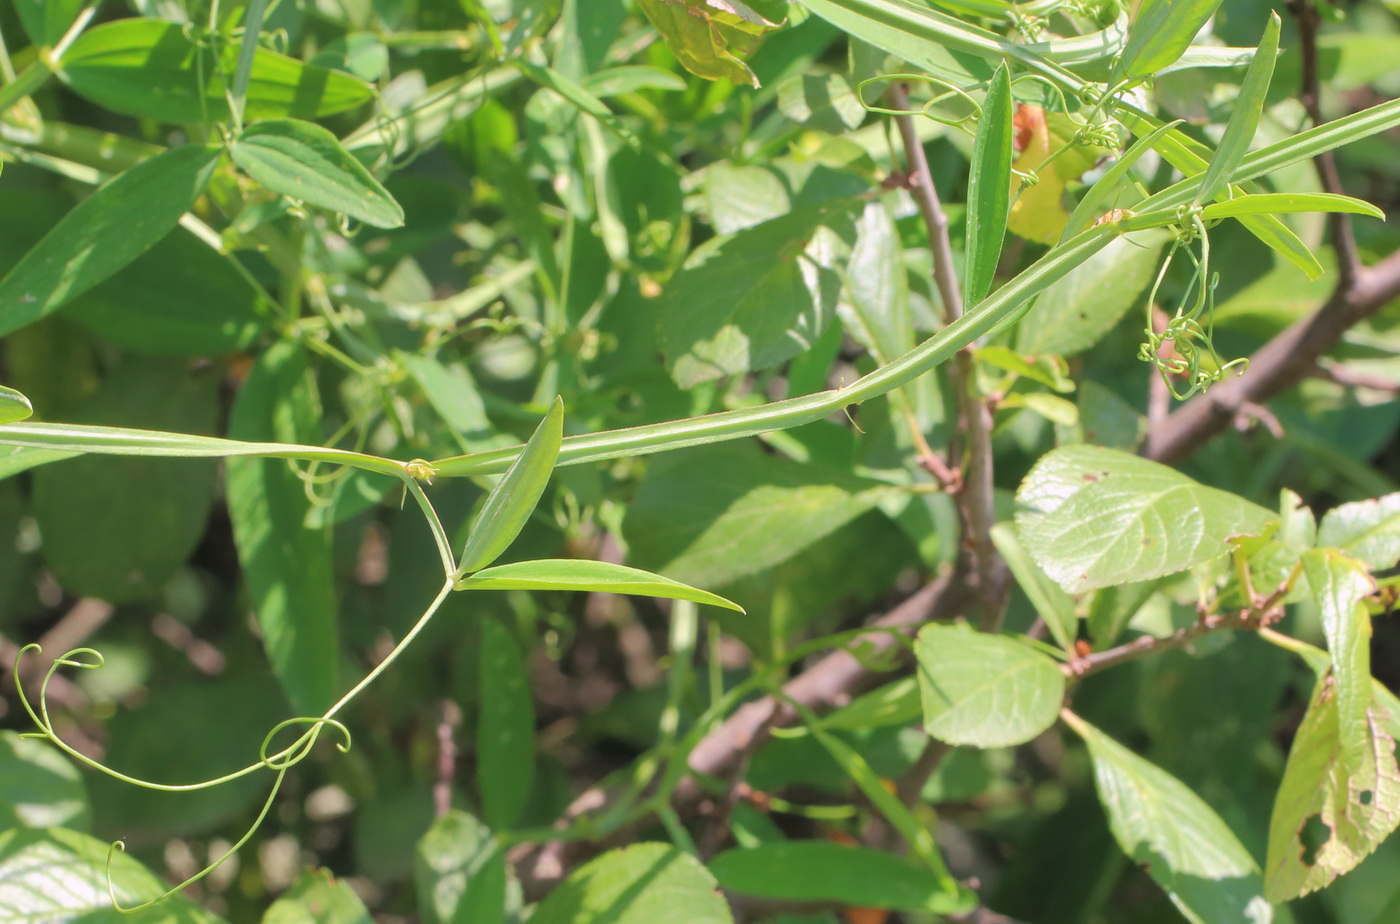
[1007,106,1114,245]
[1264,674,1400,902]
[638,0,780,87]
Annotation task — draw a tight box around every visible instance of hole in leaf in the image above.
[1360,789,1373,807]
[1300,814,1331,867]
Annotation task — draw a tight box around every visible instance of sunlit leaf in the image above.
[457,398,563,576]
[529,844,732,924]
[1063,711,1272,924]
[456,559,743,612]
[1015,445,1275,592]
[916,623,1065,747]
[1317,493,1400,570]
[637,0,780,87]
[965,64,1012,305]
[1194,13,1280,207]
[1302,549,1377,777]
[1113,0,1227,82]
[264,869,372,924]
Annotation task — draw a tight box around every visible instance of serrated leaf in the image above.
[1318,493,1400,570]
[916,623,1065,747]
[0,827,224,923]
[1014,445,1275,592]
[414,811,505,924]
[0,145,220,338]
[1302,549,1377,778]
[231,119,404,228]
[1063,711,1272,924]
[529,843,732,924]
[1263,673,1400,902]
[477,618,534,830]
[661,209,847,387]
[1113,0,1227,82]
[456,559,743,612]
[637,0,779,87]
[1194,13,1280,206]
[0,387,32,425]
[710,842,956,911]
[263,869,372,924]
[965,64,1012,306]
[457,398,563,576]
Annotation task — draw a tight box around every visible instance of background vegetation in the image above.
[1,0,1400,921]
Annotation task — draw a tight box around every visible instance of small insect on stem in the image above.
[1093,208,1136,227]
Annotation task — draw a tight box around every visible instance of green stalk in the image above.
[0,58,55,116]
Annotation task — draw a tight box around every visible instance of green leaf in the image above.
[0,827,224,923]
[1303,549,1376,778]
[1239,213,1326,281]
[636,0,779,87]
[622,444,887,589]
[263,869,372,924]
[231,119,404,229]
[1015,445,1276,592]
[59,19,373,123]
[1062,711,1272,924]
[31,364,220,603]
[0,387,32,425]
[819,677,921,731]
[1201,192,1386,222]
[1194,13,1281,207]
[0,730,89,831]
[457,398,563,575]
[456,560,744,612]
[1317,493,1400,570]
[529,843,732,924]
[1113,0,1227,82]
[414,810,506,924]
[661,208,848,387]
[799,0,995,87]
[842,199,913,365]
[776,73,865,133]
[964,64,1012,306]
[0,145,220,338]
[1015,231,1169,357]
[14,0,84,47]
[477,617,535,831]
[990,522,1077,652]
[709,841,957,911]
[1263,670,1400,902]
[916,623,1065,747]
[227,341,338,715]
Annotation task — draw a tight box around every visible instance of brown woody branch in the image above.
[889,83,1008,628]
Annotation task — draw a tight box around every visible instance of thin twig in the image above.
[1290,0,1361,285]
[888,84,1007,628]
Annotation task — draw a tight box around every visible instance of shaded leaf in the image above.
[529,843,732,924]
[231,119,404,228]
[456,559,743,612]
[661,209,849,387]
[0,387,32,425]
[414,810,506,924]
[710,842,956,911]
[0,145,220,338]
[263,869,372,924]
[227,342,338,715]
[1015,445,1275,592]
[990,522,1077,652]
[1063,711,1272,924]
[916,623,1065,747]
[622,444,887,589]
[457,398,563,575]
[478,618,534,830]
